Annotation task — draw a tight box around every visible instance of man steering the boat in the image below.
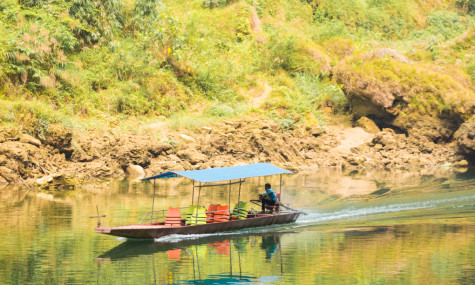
[260,183,278,212]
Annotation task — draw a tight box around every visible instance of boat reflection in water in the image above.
[96,232,290,284]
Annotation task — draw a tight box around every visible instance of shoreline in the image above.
[0,116,471,187]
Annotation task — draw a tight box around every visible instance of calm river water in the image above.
[0,168,474,284]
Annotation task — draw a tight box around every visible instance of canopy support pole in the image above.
[192,181,195,205]
[237,179,242,202]
[195,182,202,225]
[279,174,283,200]
[228,180,232,212]
[150,179,156,223]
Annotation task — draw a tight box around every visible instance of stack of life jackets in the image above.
[186,205,207,225]
[213,205,230,223]
[231,201,249,220]
[165,207,182,227]
[206,204,218,223]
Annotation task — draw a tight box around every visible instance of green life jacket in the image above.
[186,206,207,225]
[186,205,196,221]
[232,201,249,220]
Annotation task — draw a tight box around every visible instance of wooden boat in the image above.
[97,231,295,260]
[94,163,301,240]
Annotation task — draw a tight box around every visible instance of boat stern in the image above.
[95,227,111,234]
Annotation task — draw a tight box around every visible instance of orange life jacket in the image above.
[213,205,230,223]
[206,204,217,223]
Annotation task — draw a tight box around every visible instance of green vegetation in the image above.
[0,0,473,133]
[334,56,474,117]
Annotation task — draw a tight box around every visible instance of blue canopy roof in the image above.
[142,163,292,183]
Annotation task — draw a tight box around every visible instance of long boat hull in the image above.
[95,211,300,239]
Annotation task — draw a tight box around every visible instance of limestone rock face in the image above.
[0,166,17,183]
[115,147,151,169]
[454,116,475,161]
[333,52,474,143]
[392,114,459,143]
[177,150,207,165]
[43,124,72,151]
[148,142,172,157]
[20,134,42,147]
[0,141,29,162]
[372,131,400,149]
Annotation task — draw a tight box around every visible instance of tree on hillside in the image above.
[131,0,162,31]
[69,0,124,44]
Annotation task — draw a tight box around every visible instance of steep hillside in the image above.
[0,0,474,183]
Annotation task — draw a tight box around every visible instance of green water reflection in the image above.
[0,168,474,284]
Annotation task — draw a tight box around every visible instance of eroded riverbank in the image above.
[0,115,472,186]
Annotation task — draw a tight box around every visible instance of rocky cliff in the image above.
[0,116,469,186]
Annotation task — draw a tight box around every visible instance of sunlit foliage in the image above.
[0,0,473,132]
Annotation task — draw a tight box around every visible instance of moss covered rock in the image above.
[356,117,380,134]
[43,125,72,152]
[334,52,475,141]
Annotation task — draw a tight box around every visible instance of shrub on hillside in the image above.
[294,72,347,113]
[267,32,326,75]
[312,0,416,38]
[111,70,192,116]
[0,2,80,93]
[426,10,466,40]
[69,0,124,44]
[456,0,475,14]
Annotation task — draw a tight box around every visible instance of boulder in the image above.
[125,164,145,177]
[0,166,17,183]
[452,160,469,168]
[332,128,374,154]
[0,155,7,166]
[179,134,196,143]
[20,134,42,147]
[35,175,55,186]
[356,117,380,134]
[372,131,399,149]
[171,164,185,171]
[201,127,212,134]
[168,154,181,162]
[177,150,208,165]
[148,142,173,157]
[0,141,29,161]
[454,116,475,159]
[43,124,72,151]
[35,174,76,189]
[345,155,365,166]
[112,142,152,169]
[304,112,323,136]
